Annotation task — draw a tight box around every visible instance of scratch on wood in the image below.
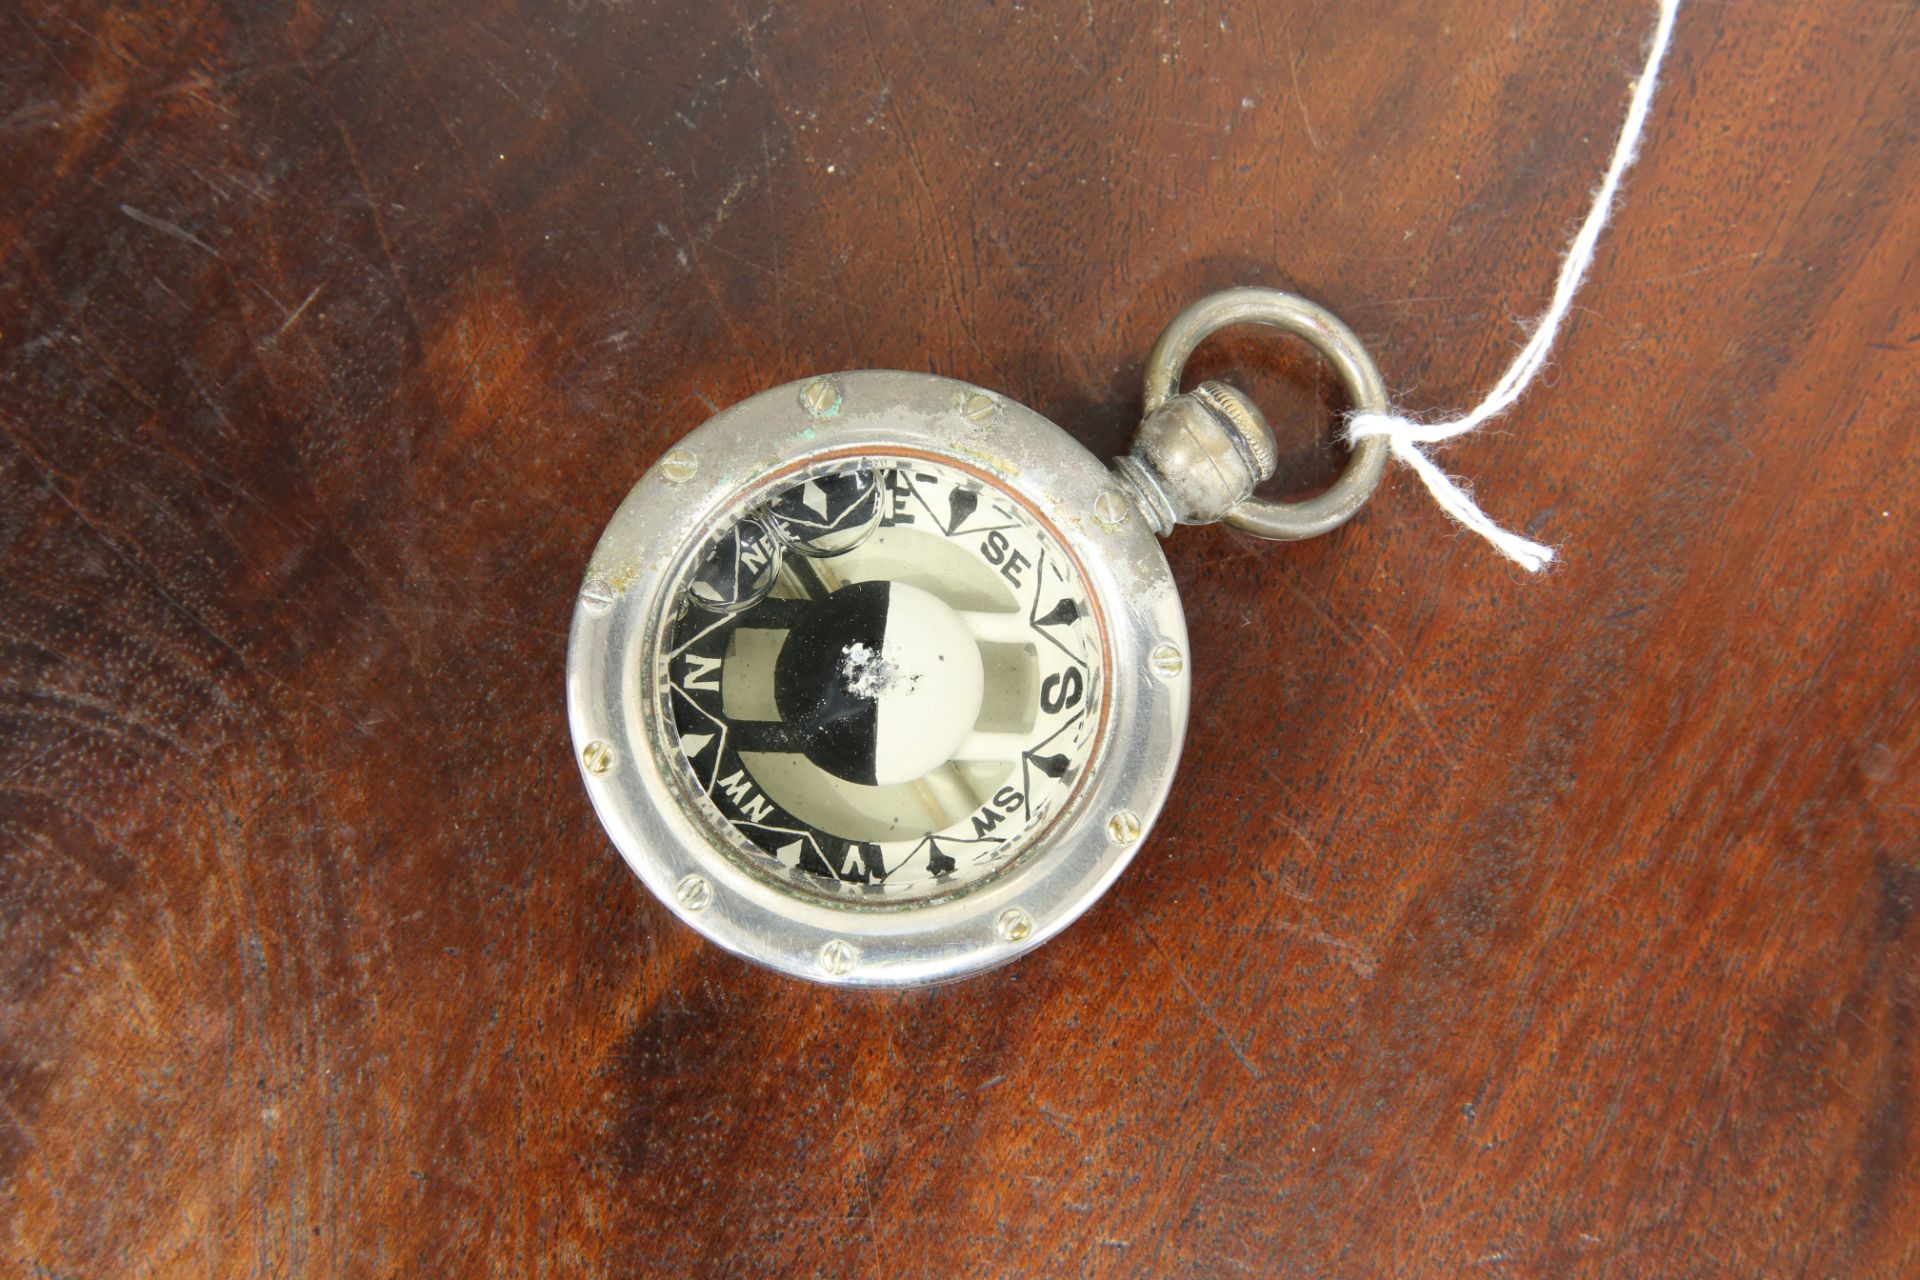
[119,204,222,258]
[1281,25,1326,153]
[1119,901,1264,1081]
[1275,919,1380,980]
[277,286,323,336]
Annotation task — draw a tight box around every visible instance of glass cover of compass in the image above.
[567,371,1189,986]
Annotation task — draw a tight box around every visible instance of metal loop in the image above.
[1142,287,1389,541]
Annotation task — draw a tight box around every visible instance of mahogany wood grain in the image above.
[2,0,1915,1275]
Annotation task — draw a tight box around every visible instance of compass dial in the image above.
[660,456,1106,902]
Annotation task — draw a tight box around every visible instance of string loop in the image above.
[1346,0,1681,572]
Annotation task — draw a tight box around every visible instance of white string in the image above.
[1345,0,1681,573]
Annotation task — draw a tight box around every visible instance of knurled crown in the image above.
[1189,380,1278,482]
[1118,379,1281,530]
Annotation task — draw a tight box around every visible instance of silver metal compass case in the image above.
[567,370,1191,987]
[568,289,1389,988]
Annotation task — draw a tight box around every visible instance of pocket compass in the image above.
[567,289,1388,986]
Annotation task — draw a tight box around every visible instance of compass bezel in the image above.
[567,370,1189,987]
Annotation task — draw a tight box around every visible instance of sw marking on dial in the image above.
[663,457,1103,901]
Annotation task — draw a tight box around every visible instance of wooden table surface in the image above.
[3,0,1915,1275]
